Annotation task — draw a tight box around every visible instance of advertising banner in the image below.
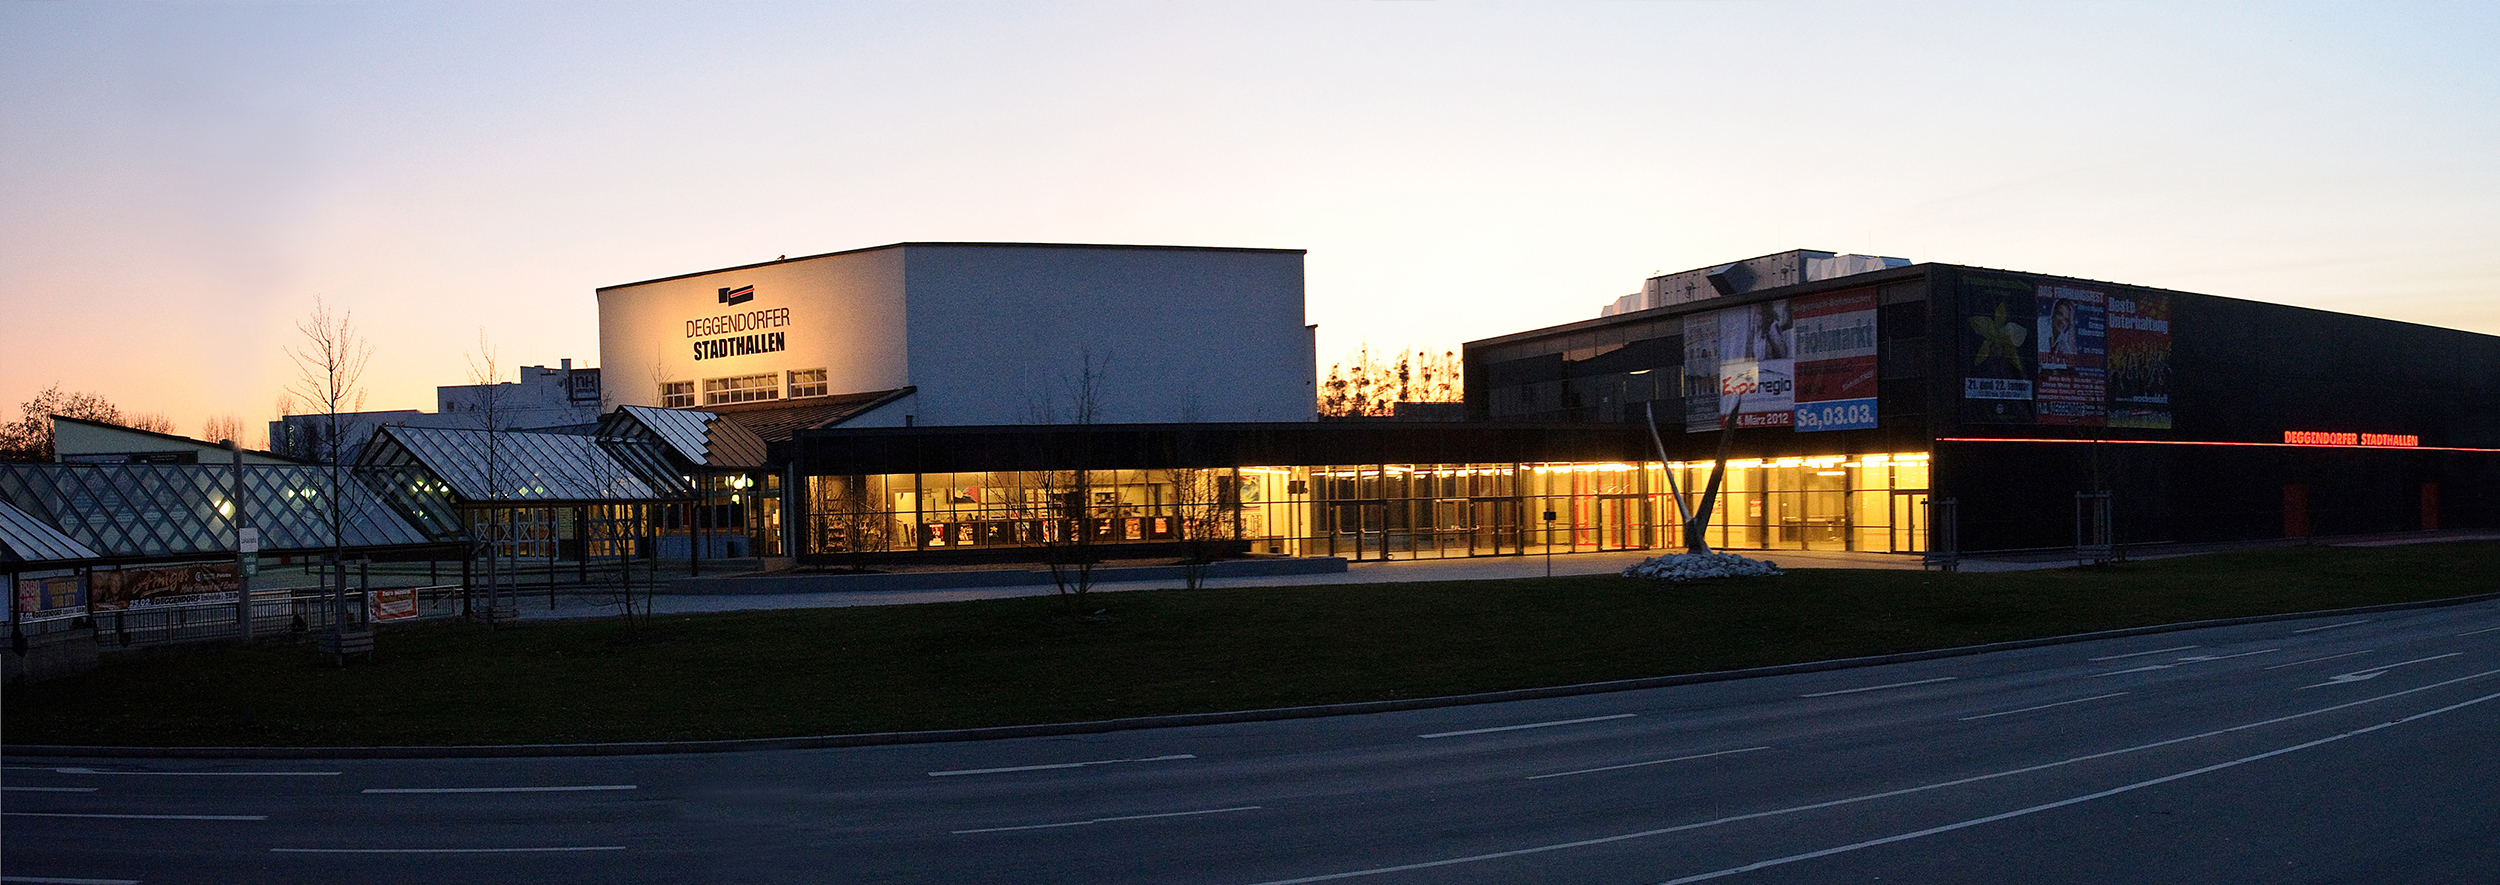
[371,586,419,622]
[89,563,239,611]
[15,573,88,620]
[1682,311,1722,433]
[1717,300,1796,429]
[2034,285,2109,426]
[1960,275,2038,424]
[2108,291,2174,429]
[1791,289,1880,432]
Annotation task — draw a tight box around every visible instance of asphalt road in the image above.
[8,600,2499,884]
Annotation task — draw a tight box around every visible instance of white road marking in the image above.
[1798,676,1956,698]
[1,876,142,884]
[41,768,339,777]
[2095,648,2279,676]
[3,787,99,793]
[270,846,626,854]
[929,754,1196,777]
[1233,667,2500,885]
[2458,625,2500,637]
[2263,649,2375,670]
[2293,619,2371,634]
[2303,652,2463,689]
[1527,746,1770,780]
[951,805,1261,834]
[4,813,266,821]
[1957,692,2131,721]
[1419,713,1635,739]
[362,785,637,794]
[1657,686,2500,884]
[2087,645,2198,662]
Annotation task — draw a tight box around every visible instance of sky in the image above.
[5,1,2496,442]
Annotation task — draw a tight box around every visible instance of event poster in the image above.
[2034,285,2108,426]
[89,563,239,611]
[1715,299,1796,429]
[1960,275,2038,424]
[1682,311,1722,432]
[15,573,87,620]
[1790,289,1880,432]
[2107,291,2174,428]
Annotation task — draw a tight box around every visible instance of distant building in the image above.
[269,360,603,461]
[596,242,1316,426]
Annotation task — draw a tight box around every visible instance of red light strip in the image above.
[1935,437,2500,453]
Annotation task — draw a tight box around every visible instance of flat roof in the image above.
[598,241,1309,292]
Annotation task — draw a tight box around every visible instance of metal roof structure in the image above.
[607,406,770,470]
[0,462,435,560]
[0,497,102,564]
[360,425,689,505]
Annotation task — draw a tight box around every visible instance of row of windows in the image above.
[658,368,833,408]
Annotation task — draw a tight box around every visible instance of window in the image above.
[660,381,696,409]
[787,368,829,399]
[703,374,779,405]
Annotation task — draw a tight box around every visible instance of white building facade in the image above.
[596,242,1317,426]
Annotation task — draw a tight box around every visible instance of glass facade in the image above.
[801,452,1929,559]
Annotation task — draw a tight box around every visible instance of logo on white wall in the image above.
[718,285,755,306]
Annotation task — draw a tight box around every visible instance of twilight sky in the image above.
[5,1,2495,441]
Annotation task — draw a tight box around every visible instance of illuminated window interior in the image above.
[703,373,780,406]
[787,368,829,399]
[800,452,1933,559]
[659,380,695,409]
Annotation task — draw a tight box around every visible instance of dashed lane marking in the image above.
[1420,714,1635,739]
[1957,692,2131,722]
[1799,677,1957,698]
[930,754,1196,777]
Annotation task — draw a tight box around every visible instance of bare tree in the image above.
[284,297,373,659]
[1167,466,1234,590]
[202,414,245,447]
[466,330,517,626]
[1,384,129,461]
[1317,345,1461,418]
[1031,351,1108,614]
[123,411,177,434]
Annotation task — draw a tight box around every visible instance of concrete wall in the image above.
[900,244,1315,426]
[597,248,909,408]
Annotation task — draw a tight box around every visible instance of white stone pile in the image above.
[1620,551,1784,582]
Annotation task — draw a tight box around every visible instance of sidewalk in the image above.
[487,530,2500,622]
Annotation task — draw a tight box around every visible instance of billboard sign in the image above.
[1960,275,2038,424]
[89,563,239,611]
[2034,285,2108,426]
[1682,311,1722,432]
[1791,289,1880,432]
[2108,291,2173,428]
[15,573,88,621]
[371,587,420,622]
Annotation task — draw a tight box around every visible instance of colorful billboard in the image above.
[2034,285,2108,426]
[1791,289,1880,432]
[1960,275,2038,424]
[1684,299,1796,432]
[2108,291,2173,428]
[89,563,239,611]
[1961,275,2175,429]
[1682,310,1722,432]
[14,573,87,620]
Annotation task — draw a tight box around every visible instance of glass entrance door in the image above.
[1469,498,1518,555]
[1892,491,1929,553]
[1599,495,1645,550]
[1330,500,1388,561]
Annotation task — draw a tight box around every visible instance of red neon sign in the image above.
[2284,431,2418,447]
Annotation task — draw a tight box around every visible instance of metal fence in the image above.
[85,585,463,651]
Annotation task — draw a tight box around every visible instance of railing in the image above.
[87,585,463,651]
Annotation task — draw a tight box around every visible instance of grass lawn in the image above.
[8,541,2496,747]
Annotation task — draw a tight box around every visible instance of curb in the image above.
[12,590,2498,761]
